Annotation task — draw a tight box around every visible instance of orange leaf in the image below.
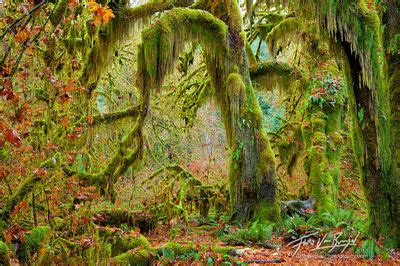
[33,167,48,177]
[2,62,13,76]
[60,118,69,128]
[86,115,94,124]
[65,79,75,92]
[11,201,29,216]
[67,0,77,8]
[102,8,115,24]
[88,0,99,12]
[3,231,12,243]
[15,29,30,43]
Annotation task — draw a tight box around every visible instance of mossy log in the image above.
[110,242,198,265]
[281,198,316,216]
[94,210,157,233]
[111,247,155,265]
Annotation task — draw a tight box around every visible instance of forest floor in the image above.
[144,220,400,265]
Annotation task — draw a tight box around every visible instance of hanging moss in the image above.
[266,17,303,56]
[121,0,193,20]
[80,0,194,91]
[261,0,400,242]
[134,2,280,224]
[250,60,306,92]
[139,8,228,91]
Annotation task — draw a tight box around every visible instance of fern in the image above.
[221,221,274,246]
[356,239,380,259]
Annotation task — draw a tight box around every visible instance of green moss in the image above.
[17,226,51,262]
[49,0,67,27]
[112,235,150,256]
[276,127,303,177]
[112,247,154,265]
[301,92,343,213]
[250,60,306,93]
[139,8,228,91]
[0,241,9,266]
[135,2,279,225]
[1,155,59,221]
[267,17,303,56]
[225,73,279,223]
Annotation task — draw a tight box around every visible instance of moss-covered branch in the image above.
[91,106,139,125]
[138,7,228,91]
[250,60,302,79]
[266,17,302,56]
[0,154,60,221]
[63,114,145,202]
[119,0,193,20]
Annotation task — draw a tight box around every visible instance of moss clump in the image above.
[112,235,149,257]
[0,241,10,266]
[112,247,154,265]
[17,226,51,262]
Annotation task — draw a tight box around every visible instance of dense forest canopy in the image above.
[0,0,399,264]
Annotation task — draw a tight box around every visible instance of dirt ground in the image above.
[146,222,400,265]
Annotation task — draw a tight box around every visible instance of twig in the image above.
[0,0,49,42]
[9,0,58,77]
[32,191,37,226]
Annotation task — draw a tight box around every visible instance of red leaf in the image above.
[5,128,22,147]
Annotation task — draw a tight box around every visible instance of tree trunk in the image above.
[342,41,400,244]
[208,0,280,223]
[218,72,279,223]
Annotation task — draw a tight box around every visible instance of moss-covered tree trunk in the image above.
[297,0,400,245]
[383,0,400,245]
[342,37,400,244]
[383,0,400,207]
[134,0,280,224]
[205,0,280,223]
[218,72,279,223]
[302,107,343,213]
